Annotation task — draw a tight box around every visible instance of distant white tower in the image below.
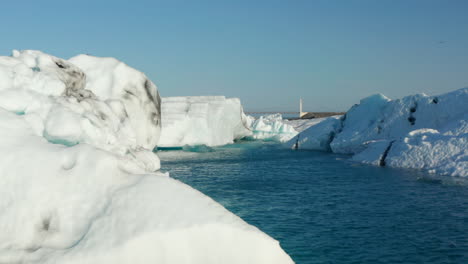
[299,98,307,118]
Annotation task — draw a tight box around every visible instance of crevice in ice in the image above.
[407,102,418,126]
[294,134,300,150]
[379,140,395,167]
[377,119,384,134]
[143,79,161,126]
[42,218,50,232]
[325,131,336,151]
[338,113,346,133]
[55,61,66,69]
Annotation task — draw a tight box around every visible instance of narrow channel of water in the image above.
[159,142,468,264]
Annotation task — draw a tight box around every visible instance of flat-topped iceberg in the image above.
[0,50,293,263]
[159,97,301,147]
[159,96,252,147]
[287,88,468,177]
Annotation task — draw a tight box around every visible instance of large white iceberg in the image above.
[159,98,300,147]
[286,88,468,177]
[0,50,293,263]
[159,96,252,147]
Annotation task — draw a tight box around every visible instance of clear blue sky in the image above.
[1,0,467,112]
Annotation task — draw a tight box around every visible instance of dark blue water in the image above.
[158,142,468,264]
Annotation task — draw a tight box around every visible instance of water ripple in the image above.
[160,142,468,264]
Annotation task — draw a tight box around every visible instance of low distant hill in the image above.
[298,112,345,119]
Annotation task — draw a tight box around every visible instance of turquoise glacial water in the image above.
[158,142,468,264]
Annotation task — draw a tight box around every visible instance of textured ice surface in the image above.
[0,50,293,263]
[286,116,342,151]
[0,50,160,165]
[287,88,468,177]
[247,114,298,142]
[159,96,251,147]
[0,109,293,264]
[69,55,161,149]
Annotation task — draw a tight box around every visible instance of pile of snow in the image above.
[287,88,468,177]
[159,96,251,147]
[0,50,293,263]
[246,113,298,142]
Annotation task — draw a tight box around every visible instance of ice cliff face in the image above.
[0,50,293,263]
[159,96,252,147]
[158,99,299,147]
[287,88,468,177]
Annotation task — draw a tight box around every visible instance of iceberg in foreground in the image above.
[0,50,293,263]
[286,88,468,177]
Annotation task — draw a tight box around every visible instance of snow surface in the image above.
[0,50,293,263]
[159,96,251,147]
[286,88,468,177]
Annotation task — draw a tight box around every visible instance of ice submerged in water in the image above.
[286,88,468,177]
[0,50,294,264]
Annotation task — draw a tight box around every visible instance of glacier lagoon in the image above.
[159,141,468,264]
[1,49,466,263]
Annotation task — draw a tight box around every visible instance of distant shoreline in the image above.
[246,112,345,120]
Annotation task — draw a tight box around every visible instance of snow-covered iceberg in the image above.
[286,88,468,177]
[159,96,252,147]
[246,113,298,142]
[0,50,293,263]
[0,50,160,168]
[286,116,342,151]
